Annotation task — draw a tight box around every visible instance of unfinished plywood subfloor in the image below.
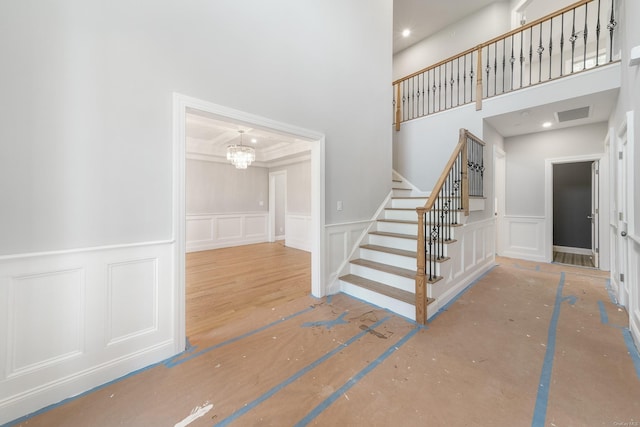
[9,257,640,426]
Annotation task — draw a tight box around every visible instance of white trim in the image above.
[324,219,376,229]
[269,171,287,243]
[0,240,175,262]
[173,94,326,312]
[544,153,607,265]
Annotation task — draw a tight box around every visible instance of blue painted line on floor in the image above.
[294,327,420,427]
[326,294,333,304]
[604,278,621,306]
[621,328,640,380]
[531,272,567,427]
[598,300,609,325]
[302,311,349,329]
[213,316,392,427]
[429,265,497,322]
[165,306,315,368]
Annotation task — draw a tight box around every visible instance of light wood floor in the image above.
[553,250,595,268]
[9,254,640,426]
[186,241,311,339]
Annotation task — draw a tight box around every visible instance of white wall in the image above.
[504,123,607,216]
[393,2,511,80]
[0,0,392,423]
[270,160,312,215]
[186,159,269,214]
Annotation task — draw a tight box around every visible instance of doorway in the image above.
[173,93,325,352]
[544,154,605,269]
[269,171,287,242]
[551,161,596,268]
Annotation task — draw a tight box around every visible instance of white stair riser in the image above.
[359,248,423,272]
[349,264,415,293]
[391,198,427,209]
[376,221,418,235]
[340,281,416,321]
[377,222,459,241]
[392,188,413,197]
[368,234,417,251]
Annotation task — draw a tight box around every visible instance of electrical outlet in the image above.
[337,201,343,211]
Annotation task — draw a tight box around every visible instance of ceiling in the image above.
[186,108,311,164]
[484,89,618,137]
[393,0,498,54]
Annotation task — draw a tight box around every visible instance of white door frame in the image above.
[269,170,287,242]
[493,145,506,255]
[544,153,608,265]
[172,93,325,353]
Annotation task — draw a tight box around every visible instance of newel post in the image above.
[461,131,470,216]
[475,46,483,111]
[395,83,402,131]
[415,208,427,324]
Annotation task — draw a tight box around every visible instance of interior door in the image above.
[590,161,599,268]
[615,124,629,307]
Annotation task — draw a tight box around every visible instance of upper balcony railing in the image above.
[393,0,619,129]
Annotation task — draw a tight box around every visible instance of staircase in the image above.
[339,176,466,321]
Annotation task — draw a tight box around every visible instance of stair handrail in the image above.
[415,129,485,324]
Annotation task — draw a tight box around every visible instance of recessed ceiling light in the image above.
[402,29,411,38]
[251,138,257,144]
[542,121,552,128]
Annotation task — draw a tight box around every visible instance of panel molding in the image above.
[0,242,176,425]
[285,214,312,252]
[186,212,268,252]
[501,215,547,262]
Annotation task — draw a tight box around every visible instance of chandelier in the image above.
[226,130,255,169]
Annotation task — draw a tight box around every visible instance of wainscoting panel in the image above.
[186,213,268,252]
[431,218,496,315]
[286,214,312,252]
[8,269,85,377]
[324,220,373,294]
[106,259,158,345]
[0,241,176,425]
[501,216,547,262]
[629,235,640,351]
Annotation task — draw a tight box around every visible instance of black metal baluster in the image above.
[426,69,431,115]
[560,13,565,76]
[450,60,455,108]
[608,0,617,62]
[529,26,533,85]
[583,3,589,70]
[502,39,507,93]
[470,52,475,101]
[549,18,553,79]
[493,43,497,96]
[402,80,407,121]
[596,0,601,66]
[438,66,442,111]
[421,72,425,117]
[457,57,461,106]
[538,23,544,82]
[485,46,491,98]
[519,31,524,88]
[432,69,436,113]
[463,54,467,103]
[570,8,577,73]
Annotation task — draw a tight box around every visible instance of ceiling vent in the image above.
[555,106,590,123]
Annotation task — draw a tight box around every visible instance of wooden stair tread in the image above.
[350,258,415,278]
[340,274,436,306]
[378,218,463,227]
[392,179,402,182]
[391,196,428,200]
